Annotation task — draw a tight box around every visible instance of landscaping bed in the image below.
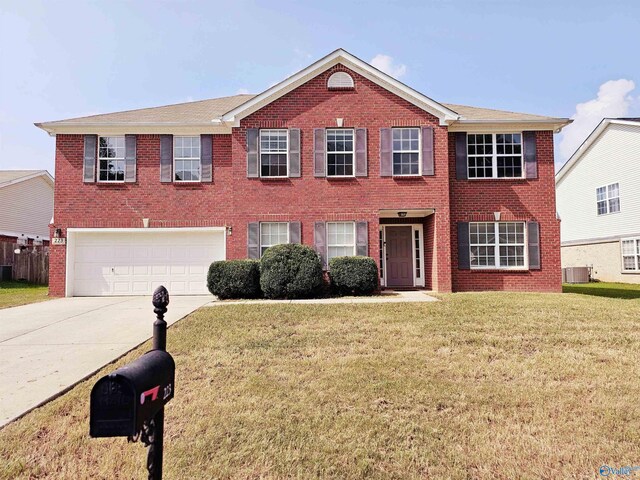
[1,292,640,478]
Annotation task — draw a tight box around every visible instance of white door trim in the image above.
[379,224,424,288]
[65,227,227,297]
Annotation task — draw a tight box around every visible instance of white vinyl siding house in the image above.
[0,171,54,241]
[556,119,640,283]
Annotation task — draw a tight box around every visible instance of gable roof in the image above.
[219,49,459,126]
[555,118,640,184]
[35,48,571,135]
[0,170,54,189]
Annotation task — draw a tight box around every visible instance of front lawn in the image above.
[0,281,49,309]
[563,281,640,299]
[1,293,639,478]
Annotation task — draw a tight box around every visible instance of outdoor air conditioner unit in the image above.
[562,267,590,284]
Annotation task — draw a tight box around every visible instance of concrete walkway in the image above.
[0,295,212,427]
[204,290,439,306]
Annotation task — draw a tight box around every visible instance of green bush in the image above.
[329,256,379,296]
[260,244,324,299]
[207,260,261,299]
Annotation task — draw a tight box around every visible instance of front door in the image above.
[386,226,413,287]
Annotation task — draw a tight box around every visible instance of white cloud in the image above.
[558,79,637,163]
[370,54,407,79]
[236,88,250,95]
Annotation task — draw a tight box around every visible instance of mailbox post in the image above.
[90,285,173,480]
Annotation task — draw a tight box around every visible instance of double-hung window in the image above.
[469,222,526,269]
[621,238,640,271]
[174,136,200,182]
[98,136,125,182]
[392,128,420,175]
[327,221,355,260]
[260,129,288,177]
[260,222,289,256]
[467,133,523,179]
[326,129,354,176]
[596,183,620,215]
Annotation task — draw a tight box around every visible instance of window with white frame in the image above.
[467,133,523,179]
[596,183,620,215]
[174,136,201,181]
[393,128,420,175]
[98,136,125,182]
[327,129,354,176]
[260,222,289,256]
[260,129,288,177]
[327,222,355,260]
[621,238,640,271]
[469,222,526,268]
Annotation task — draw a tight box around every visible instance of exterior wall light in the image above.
[397,211,408,218]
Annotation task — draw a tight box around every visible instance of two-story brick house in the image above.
[36,49,570,297]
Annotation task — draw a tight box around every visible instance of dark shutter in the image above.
[457,222,470,269]
[289,221,301,244]
[356,221,368,256]
[200,134,213,182]
[355,128,367,177]
[313,128,326,177]
[246,128,259,178]
[247,222,260,259]
[380,128,392,177]
[314,221,327,268]
[523,131,538,179]
[288,128,301,178]
[124,135,136,183]
[455,132,468,180]
[83,135,97,183]
[528,221,540,269]
[160,135,173,183]
[421,126,434,176]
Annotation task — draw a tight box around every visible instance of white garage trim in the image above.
[66,227,226,297]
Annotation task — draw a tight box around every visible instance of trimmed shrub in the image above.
[329,256,379,296]
[260,244,324,299]
[207,260,261,299]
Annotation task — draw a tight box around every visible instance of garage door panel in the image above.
[71,230,224,296]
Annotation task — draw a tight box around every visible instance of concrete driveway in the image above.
[0,295,212,427]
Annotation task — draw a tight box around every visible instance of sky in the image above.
[1,0,640,175]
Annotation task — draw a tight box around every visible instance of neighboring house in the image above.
[556,118,640,283]
[0,170,54,245]
[36,49,570,297]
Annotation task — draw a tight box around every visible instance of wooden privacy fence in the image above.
[0,241,49,285]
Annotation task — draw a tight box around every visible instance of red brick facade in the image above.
[48,64,561,296]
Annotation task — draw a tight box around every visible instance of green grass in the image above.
[563,281,640,299]
[1,293,640,478]
[0,281,49,309]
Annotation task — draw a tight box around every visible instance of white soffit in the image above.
[220,49,460,126]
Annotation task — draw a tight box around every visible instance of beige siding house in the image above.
[556,119,640,283]
[0,170,54,242]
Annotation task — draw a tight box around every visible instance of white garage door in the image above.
[70,229,225,296]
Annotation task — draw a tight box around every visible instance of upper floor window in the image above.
[469,222,526,269]
[393,128,420,175]
[327,129,354,177]
[596,183,620,215]
[327,221,356,260]
[467,133,522,179]
[260,129,288,177]
[98,136,125,182]
[174,136,200,182]
[621,238,640,271]
[260,222,289,256]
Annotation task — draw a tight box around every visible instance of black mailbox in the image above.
[90,350,175,438]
